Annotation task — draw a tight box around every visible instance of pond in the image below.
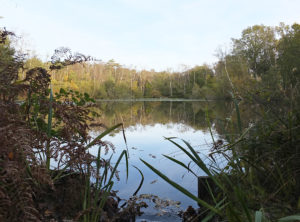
[89,100,232,221]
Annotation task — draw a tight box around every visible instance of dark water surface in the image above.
[89,100,231,221]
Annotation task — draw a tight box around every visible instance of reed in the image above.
[141,91,300,221]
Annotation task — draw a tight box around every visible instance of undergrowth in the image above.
[0,29,144,221]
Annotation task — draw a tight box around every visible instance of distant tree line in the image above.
[21,22,299,100]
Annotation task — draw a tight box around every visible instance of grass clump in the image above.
[141,24,300,221]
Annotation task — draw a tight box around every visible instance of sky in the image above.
[0,0,299,71]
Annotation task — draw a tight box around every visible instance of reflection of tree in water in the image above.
[91,101,242,134]
[90,100,259,142]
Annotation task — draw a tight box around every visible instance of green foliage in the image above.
[232,25,277,78]
[49,61,220,99]
[2,21,300,221]
[1,30,136,221]
[104,79,116,98]
[191,83,201,98]
[12,22,297,104]
[142,94,300,220]
[277,23,300,89]
[143,80,153,98]
[139,23,300,219]
[81,148,128,222]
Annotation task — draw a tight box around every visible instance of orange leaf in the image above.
[8,152,14,161]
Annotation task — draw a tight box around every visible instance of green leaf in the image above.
[85,123,123,149]
[132,165,144,196]
[279,215,300,221]
[182,139,201,162]
[107,150,128,183]
[163,154,198,177]
[165,137,224,190]
[59,88,66,94]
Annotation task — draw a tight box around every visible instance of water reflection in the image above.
[91,100,233,132]
[89,101,231,220]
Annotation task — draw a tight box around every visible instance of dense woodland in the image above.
[21,23,300,101]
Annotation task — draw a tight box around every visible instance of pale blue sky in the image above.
[1,0,299,71]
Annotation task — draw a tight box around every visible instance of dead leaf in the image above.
[8,152,14,161]
[44,209,53,216]
[150,179,157,184]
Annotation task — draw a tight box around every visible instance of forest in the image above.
[0,22,299,221]
[19,23,299,102]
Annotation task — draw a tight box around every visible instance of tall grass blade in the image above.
[140,158,222,215]
[226,204,241,222]
[234,187,252,222]
[232,93,242,135]
[85,123,123,149]
[91,147,103,221]
[205,178,216,204]
[92,181,114,222]
[99,181,114,209]
[132,165,144,196]
[164,137,206,173]
[202,198,227,222]
[95,146,102,189]
[205,107,216,145]
[83,165,91,222]
[46,86,53,170]
[107,150,128,183]
[163,154,198,177]
[103,154,113,184]
[91,150,128,221]
[121,123,130,157]
[279,215,300,221]
[182,139,201,162]
[165,137,224,190]
[90,160,111,222]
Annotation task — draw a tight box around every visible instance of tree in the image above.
[277,23,300,89]
[232,25,277,78]
[143,80,153,98]
[0,29,24,101]
[104,79,116,98]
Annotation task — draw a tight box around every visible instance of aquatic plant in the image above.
[142,88,300,221]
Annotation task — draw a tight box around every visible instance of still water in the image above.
[89,101,230,221]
